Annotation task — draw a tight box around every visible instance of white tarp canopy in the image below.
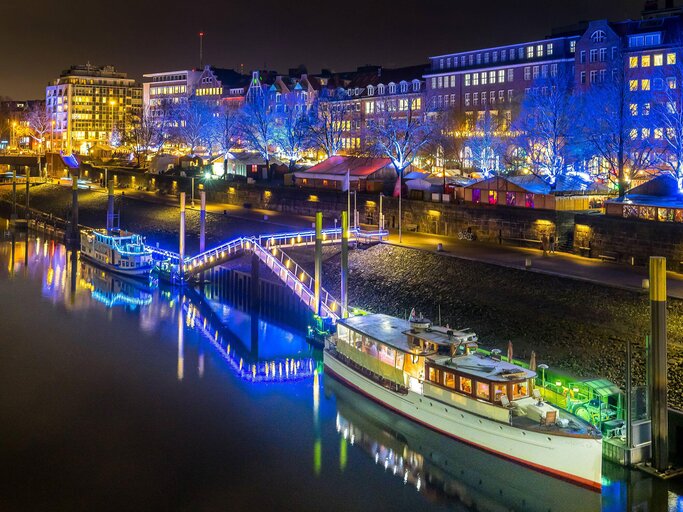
[405,178,433,191]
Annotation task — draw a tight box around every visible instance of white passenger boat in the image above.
[80,229,154,277]
[323,312,603,491]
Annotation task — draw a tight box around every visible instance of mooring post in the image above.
[179,192,186,277]
[314,211,323,316]
[11,166,17,220]
[251,251,260,313]
[66,171,80,247]
[106,180,115,231]
[200,190,206,253]
[649,256,669,472]
[25,166,30,216]
[341,210,349,319]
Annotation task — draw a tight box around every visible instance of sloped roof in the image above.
[609,173,683,207]
[299,156,393,177]
[210,68,250,89]
[468,174,608,195]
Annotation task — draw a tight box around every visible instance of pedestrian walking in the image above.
[541,233,548,256]
[549,233,556,254]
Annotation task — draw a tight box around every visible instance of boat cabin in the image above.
[425,355,535,406]
[334,313,477,392]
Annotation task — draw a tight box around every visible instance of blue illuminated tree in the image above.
[577,52,656,196]
[651,57,683,188]
[366,100,437,242]
[274,106,310,171]
[239,91,277,178]
[465,108,505,178]
[306,98,346,158]
[174,99,215,156]
[513,71,578,185]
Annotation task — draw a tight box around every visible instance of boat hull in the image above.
[324,350,602,491]
[80,254,153,277]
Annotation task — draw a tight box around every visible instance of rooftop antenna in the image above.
[199,31,205,68]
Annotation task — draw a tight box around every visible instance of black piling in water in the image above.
[65,171,80,248]
[649,256,669,472]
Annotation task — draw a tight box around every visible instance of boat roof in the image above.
[430,353,537,382]
[90,229,141,240]
[339,314,475,354]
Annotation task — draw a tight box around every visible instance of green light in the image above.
[314,439,322,476]
[340,437,347,471]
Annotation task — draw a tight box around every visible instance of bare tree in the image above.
[213,103,241,178]
[366,101,437,242]
[578,51,655,196]
[124,107,163,167]
[24,103,51,151]
[307,99,346,158]
[513,71,577,185]
[239,92,277,178]
[275,107,310,171]
[651,58,683,188]
[466,108,505,178]
[175,100,214,156]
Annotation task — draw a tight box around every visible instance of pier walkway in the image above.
[148,227,387,322]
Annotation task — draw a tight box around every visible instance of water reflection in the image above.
[1,227,682,511]
[325,373,683,512]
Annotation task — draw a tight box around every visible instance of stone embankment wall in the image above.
[574,213,683,270]
[50,164,683,268]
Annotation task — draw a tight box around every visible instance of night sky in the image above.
[0,0,650,100]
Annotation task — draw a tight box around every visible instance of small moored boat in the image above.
[80,229,154,277]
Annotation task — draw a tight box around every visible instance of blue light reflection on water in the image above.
[2,230,683,510]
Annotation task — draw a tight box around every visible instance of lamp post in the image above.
[11,121,16,151]
[50,120,55,179]
[538,363,549,400]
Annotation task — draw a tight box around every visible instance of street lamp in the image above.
[538,363,549,400]
[50,120,55,179]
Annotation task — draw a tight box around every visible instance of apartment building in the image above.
[45,64,142,154]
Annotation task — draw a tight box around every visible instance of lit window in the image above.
[459,376,472,394]
[473,73,479,86]
[642,55,651,67]
[444,372,455,389]
[654,128,663,139]
[464,74,471,87]
[570,40,576,53]
[642,79,650,91]
[642,128,650,139]
[511,381,529,399]
[488,190,498,205]
[526,46,534,58]
[489,71,496,84]
[668,53,677,65]
[547,43,553,55]
[536,44,544,57]
[498,69,505,83]
[668,77,677,89]
[507,69,514,81]
[476,381,491,400]
[481,72,487,85]
[654,54,663,66]
[629,80,638,91]
[629,103,638,116]
[630,128,638,140]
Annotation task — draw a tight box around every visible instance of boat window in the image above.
[428,366,439,383]
[493,383,507,402]
[337,325,350,343]
[378,345,395,366]
[511,380,529,399]
[443,372,456,389]
[395,352,404,370]
[362,338,379,358]
[476,381,491,400]
[459,376,472,394]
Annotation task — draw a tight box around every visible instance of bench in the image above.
[577,246,591,258]
[404,223,418,232]
[503,237,542,249]
[598,251,618,262]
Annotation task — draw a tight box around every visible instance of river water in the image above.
[0,227,682,511]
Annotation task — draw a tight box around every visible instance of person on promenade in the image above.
[549,233,556,254]
[541,233,548,256]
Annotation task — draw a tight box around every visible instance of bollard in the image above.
[525,257,532,269]
[436,243,444,252]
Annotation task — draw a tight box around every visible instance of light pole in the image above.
[379,193,384,230]
[50,120,55,179]
[538,363,549,400]
[11,121,16,151]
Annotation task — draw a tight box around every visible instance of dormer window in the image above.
[355,87,360,95]
[400,81,408,93]
[367,85,375,96]
[388,83,396,94]
[378,84,385,95]
[412,80,420,92]
[591,30,606,43]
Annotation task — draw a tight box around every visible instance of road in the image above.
[36,182,683,299]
